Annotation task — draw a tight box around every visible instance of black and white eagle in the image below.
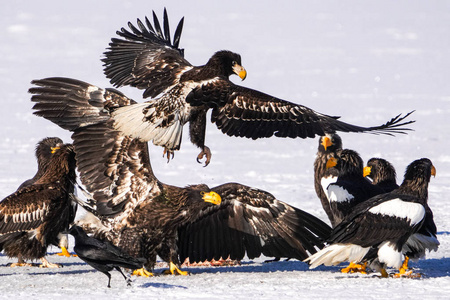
[364,157,439,271]
[313,133,343,227]
[101,9,415,166]
[68,225,146,288]
[30,77,332,275]
[0,142,76,268]
[305,158,436,278]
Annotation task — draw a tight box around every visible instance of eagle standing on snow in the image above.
[101,9,415,166]
[0,142,76,268]
[30,77,332,276]
[305,158,436,278]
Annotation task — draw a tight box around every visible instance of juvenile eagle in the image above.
[102,9,415,166]
[0,142,76,268]
[30,77,332,275]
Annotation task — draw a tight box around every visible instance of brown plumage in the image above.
[30,77,332,275]
[0,142,76,267]
[101,8,414,166]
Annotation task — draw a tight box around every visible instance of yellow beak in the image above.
[326,157,338,169]
[321,136,332,151]
[431,165,436,177]
[201,191,222,205]
[51,146,60,154]
[233,64,247,80]
[363,166,372,177]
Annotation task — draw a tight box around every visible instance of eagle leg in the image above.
[393,256,421,278]
[163,148,175,163]
[196,146,211,167]
[39,257,62,268]
[9,256,33,267]
[340,262,368,274]
[163,261,189,275]
[55,246,77,257]
[132,267,154,277]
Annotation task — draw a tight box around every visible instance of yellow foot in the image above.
[341,262,367,274]
[39,257,62,268]
[9,262,34,267]
[55,247,77,257]
[163,262,189,276]
[393,269,422,278]
[132,268,154,277]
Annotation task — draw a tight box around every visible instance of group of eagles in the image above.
[0,9,437,287]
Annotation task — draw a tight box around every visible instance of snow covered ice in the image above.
[1,0,449,298]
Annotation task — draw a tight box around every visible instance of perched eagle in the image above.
[101,9,415,166]
[313,134,342,227]
[0,142,76,268]
[324,149,385,225]
[30,77,332,275]
[68,226,146,288]
[364,157,439,270]
[305,158,436,278]
[17,137,77,257]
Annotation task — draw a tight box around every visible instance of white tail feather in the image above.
[305,244,370,269]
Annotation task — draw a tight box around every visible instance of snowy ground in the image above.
[1,0,449,298]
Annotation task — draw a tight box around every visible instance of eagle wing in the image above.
[30,78,157,217]
[103,9,191,98]
[0,185,59,235]
[178,183,331,263]
[186,81,415,139]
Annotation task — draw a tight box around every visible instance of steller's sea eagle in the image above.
[30,77,332,276]
[101,9,415,166]
[0,142,76,268]
[305,158,436,278]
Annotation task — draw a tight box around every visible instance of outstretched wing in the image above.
[30,77,157,217]
[178,183,331,263]
[186,81,415,139]
[103,8,191,98]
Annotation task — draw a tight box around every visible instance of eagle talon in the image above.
[163,262,189,276]
[163,148,175,163]
[341,262,367,274]
[132,267,154,277]
[196,146,211,167]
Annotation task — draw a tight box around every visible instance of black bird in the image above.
[0,143,76,268]
[17,137,77,257]
[30,76,332,276]
[68,225,145,288]
[313,133,342,227]
[305,158,436,278]
[364,157,439,271]
[101,8,414,166]
[325,149,385,225]
[364,157,399,192]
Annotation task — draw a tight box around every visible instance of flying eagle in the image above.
[0,142,76,268]
[364,157,439,271]
[305,158,436,278]
[313,133,342,227]
[68,225,146,288]
[16,137,77,258]
[101,9,415,166]
[30,77,332,275]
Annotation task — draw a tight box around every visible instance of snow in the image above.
[1,0,449,298]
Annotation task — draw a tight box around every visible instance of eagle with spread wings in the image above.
[102,9,414,166]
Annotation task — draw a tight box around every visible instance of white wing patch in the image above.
[326,184,354,203]
[321,175,338,198]
[368,198,425,226]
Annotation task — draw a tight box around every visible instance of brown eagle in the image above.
[30,77,332,275]
[101,9,415,166]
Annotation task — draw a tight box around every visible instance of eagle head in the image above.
[209,50,247,80]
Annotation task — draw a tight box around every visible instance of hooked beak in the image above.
[326,157,338,169]
[363,166,372,177]
[431,165,436,177]
[51,146,61,154]
[321,136,332,151]
[201,191,222,205]
[232,63,247,80]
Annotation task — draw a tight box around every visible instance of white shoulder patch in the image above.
[321,175,338,196]
[368,198,425,226]
[326,184,354,203]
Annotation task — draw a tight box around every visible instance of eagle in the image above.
[68,225,146,288]
[17,137,77,258]
[0,142,76,268]
[364,157,439,272]
[313,133,342,227]
[30,77,332,275]
[101,8,415,166]
[305,158,436,278]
